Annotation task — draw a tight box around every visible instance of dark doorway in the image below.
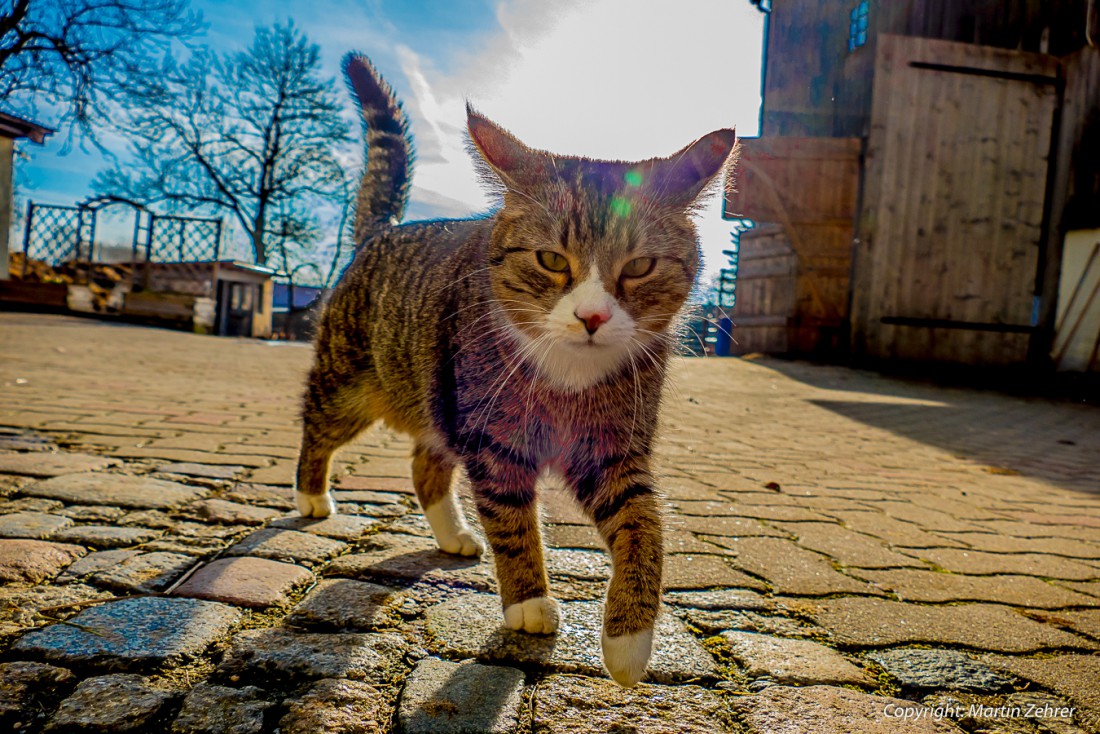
[217,281,256,337]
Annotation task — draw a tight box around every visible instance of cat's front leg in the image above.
[570,457,663,687]
[467,451,559,635]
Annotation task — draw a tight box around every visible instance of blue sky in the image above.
[11,0,766,276]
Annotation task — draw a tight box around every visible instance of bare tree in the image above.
[94,22,351,266]
[0,0,202,135]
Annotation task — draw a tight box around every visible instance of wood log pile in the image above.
[8,253,132,311]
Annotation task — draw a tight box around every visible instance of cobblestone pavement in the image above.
[1,312,1098,733]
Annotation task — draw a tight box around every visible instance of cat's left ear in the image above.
[466,105,548,192]
[641,129,738,209]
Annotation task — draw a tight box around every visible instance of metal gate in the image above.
[850,34,1061,365]
[19,199,221,290]
[19,202,97,282]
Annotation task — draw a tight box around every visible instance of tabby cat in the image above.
[296,54,737,687]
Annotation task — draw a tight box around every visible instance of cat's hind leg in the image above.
[412,442,482,556]
[296,376,375,518]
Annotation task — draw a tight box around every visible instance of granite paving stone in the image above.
[684,608,819,637]
[58,550,146,585]
[0,583,113,637]
[545,523,605,549]
[546,548,610,580]
[146,535,237,555]
[112,447,270,466]
[936,532,1100,559]
[709,536,879,595]
[729,685,965,733]
[245,460,296,486]
[721,630,872,686]
[53,503,127,522]
[899,548,1100,581]
[0,510,73,538]
[269,513,381,541]
[0,451,119,477]
[43,674,178,733]
[387,512,434,538]
[0,432,57,451]
[287,578,402,630]
[327,532,495,591]
[172,556,315,608]
[831,511,968,548]
[0,496,63,514]
[981,654,1100,732]
[399,657,525,734]
[532,675,735,733]
[0,661,76,730]
[24,472,208,508]
[805,597,1095,652]
[677,515,789,537]
[223,484,297,509]
[664,553,769,590]
[333,489,408,505]
[226,527,347,566]
[0,538,85,583]
[216,628,409,686]
[88,551,197,592]
[775,521,929,569]
[13,596,242,669]
[1058,608,1100,641]
[278,679,389,734]
[847,568,1098,608]
[338,501,408,518]
[674,499,833,522]
[159,462,248,479]
[425,592,717,683]
[334,475,415,494]
[866,649,1016,692]
[51,523,163,548]
[664,588,775,611]
[171,683,274,734]
[189,498,282,525]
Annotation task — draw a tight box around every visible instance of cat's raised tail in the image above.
[343,53,415,242]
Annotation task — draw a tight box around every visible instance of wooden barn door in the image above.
[851,35,1060,366]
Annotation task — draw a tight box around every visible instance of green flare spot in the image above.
[624,170,643,187]
[610,197,632,218]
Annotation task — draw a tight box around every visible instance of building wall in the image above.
[763,0,1090,138]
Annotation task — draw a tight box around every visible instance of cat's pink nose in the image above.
[575,307,611,335]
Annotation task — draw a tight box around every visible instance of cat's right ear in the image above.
[467,105,545,192]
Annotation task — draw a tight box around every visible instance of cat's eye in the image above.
[621,257,656,278]
[536,251,570,273]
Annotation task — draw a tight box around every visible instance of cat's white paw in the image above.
[437,528,483,557]
[503,596,560,635]
[602,628,654,687]
[425,499,482,556]
[296,491,337,518]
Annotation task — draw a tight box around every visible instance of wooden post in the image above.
[0,136,13,281]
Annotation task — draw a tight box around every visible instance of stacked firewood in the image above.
[8,253,133,311]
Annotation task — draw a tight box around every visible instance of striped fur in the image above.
[298,55,737,687]
[344,54,414,239]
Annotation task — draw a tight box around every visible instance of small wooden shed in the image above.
[724,137,860,355]
[0,111,53,285]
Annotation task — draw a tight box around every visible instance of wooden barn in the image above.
[726,0,1100,372]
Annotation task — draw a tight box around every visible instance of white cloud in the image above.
[394,0,764,276]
